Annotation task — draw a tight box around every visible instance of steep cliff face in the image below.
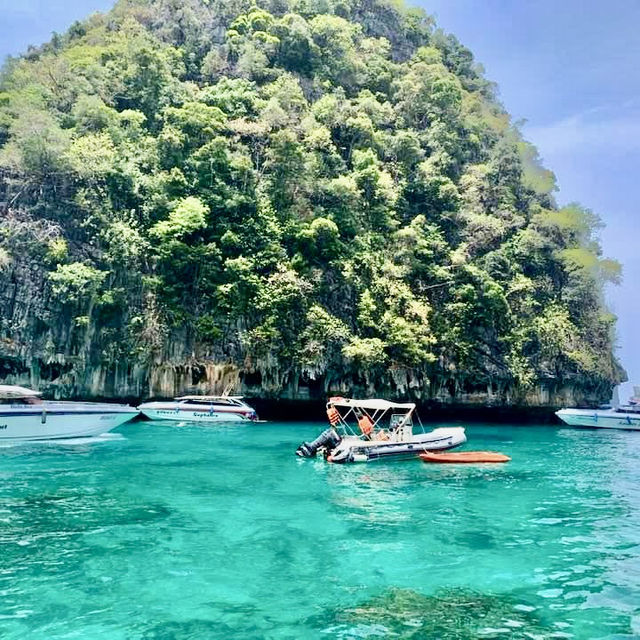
[0,339,614,411]
[0,0,624,409]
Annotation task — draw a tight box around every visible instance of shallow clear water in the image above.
[0,421,639,639]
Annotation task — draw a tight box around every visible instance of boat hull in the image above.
[328,427,467,463]
[420,451,510,464]
[556,409,640,431]
[138,403,256,423]
[0,405,138,441]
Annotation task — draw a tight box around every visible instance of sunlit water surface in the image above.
[0,421,639,639]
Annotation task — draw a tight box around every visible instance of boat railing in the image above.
[327,403,415,441]
[42,400,135,409]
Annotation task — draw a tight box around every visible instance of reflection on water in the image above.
[0,421,637,639]
[0,432,125,451]
[328,464,416,524]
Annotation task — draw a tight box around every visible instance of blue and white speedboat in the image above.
[556,407,640,431]
[138,395,259,423]
[0,385,139,440]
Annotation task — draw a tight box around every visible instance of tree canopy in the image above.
[0,0,624,400]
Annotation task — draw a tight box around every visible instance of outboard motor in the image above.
[296,428,341,458]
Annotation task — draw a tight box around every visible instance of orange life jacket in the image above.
[326,407,340,426]
[358,415,373,436]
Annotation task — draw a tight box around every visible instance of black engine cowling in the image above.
[295,428,341,458]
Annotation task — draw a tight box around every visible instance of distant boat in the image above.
[628,385,640,406]
[0,385,139,440]
[556,384,640,431]
[137,395,259,423]
[556,405,640,431]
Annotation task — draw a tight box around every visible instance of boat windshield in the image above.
[616,405,640,414]
[390,413,412,429]
[0,396,42,405]
[0,386,43,405]
[178,396,243,406]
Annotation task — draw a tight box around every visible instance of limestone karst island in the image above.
[0,0,638,638]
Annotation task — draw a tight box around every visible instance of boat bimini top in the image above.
[327,397,415,411]
[325,397,416,439]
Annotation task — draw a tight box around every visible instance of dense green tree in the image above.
[0,0,624,400]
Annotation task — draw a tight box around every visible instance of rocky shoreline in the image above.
[0,354,608,423]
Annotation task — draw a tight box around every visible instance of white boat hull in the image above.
[138,398,258,423]
[0,403,138,441]
[140,408,253,423]
[329,427,467,463]
[556,409,640,431]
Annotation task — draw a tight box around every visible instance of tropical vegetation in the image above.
[0,0,624,400]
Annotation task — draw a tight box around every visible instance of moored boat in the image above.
[420,451,510,463]
[296,397,466,463]
[138,395,259,423]
[555,407,640,431]
[0,385,139,441]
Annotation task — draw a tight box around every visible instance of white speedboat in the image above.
[556,407,640,431]
[138,395,259,423]
[0,385,139,441]
[296,397,466,463]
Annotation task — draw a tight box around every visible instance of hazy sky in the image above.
[1,0,638,398]
[422,0,640,399]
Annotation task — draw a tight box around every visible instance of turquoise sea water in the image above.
[0,420,639,639]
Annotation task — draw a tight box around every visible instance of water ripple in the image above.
[0,422,638,638]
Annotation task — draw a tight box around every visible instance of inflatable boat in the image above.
[296,398,466,463]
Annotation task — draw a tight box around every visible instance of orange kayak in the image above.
[419,451,511,464]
